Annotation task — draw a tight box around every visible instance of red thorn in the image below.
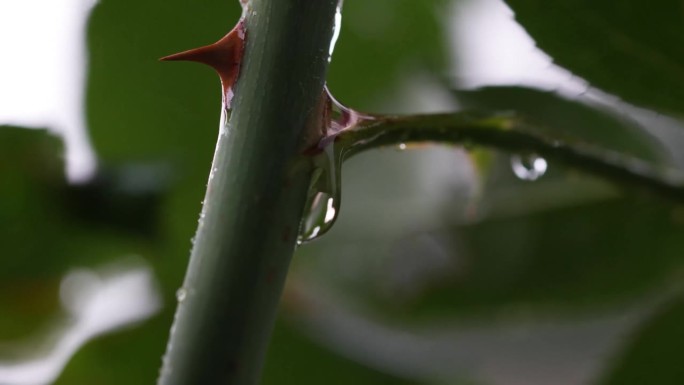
[161,20,246,104]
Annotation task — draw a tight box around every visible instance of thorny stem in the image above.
[157,1,338,384]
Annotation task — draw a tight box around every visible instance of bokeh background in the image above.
[3,0,684,384]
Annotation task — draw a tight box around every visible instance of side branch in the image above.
[334,112,684,202]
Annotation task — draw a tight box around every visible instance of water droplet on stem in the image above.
[297,80,384,244]
[510,153,547,181]
[176,287,187,302]
[298,145,341,243]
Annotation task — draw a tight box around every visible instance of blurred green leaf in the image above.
[438,196,679,310]
[263,317,413,385]
[455,86,666,162]
[55,315,169,385]
[504,0,684,116]
[600,295,684,385]
[374,195,684,319]
[328,0,448,110]
[0,127,160,344]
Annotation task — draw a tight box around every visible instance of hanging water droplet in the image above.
[176,287,187,302]
[297,84,376,244]
[510,154,547,181]
[298,191,339,243]
[298,145,342,244]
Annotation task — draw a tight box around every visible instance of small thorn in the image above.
[161,20,246,104]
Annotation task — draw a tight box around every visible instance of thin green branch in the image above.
[333,112,684,202]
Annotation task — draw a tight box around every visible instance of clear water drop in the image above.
[176,287,187,302]
[298,191,338,243]
[297,87,376,244]
[397,143,407,151]
[298,145,341,244]
[510,153,548,181]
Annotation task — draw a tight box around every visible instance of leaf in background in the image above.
[600,295,684,385]
[0,126,161,359]
[503,0,684,116]
[327,0,448,110]
[390,195,684,318]
[262,317,413,385]
[55,316,169,385]
[455,86,667,163]
[0,128,155,280]
[315,195,684,320]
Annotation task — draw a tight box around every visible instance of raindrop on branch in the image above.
[510,153,547,181]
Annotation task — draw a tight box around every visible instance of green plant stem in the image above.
[157,1,338,384]
[335,112,684,202]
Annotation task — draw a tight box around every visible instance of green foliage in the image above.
[504,0,684,116]
[455,86,665,162]
[2,0,684,384]
[601,296,684,385]
[328,0,447,108]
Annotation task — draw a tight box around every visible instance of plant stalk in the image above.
[158,1,338,384]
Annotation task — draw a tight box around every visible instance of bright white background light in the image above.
[0,0,98,182]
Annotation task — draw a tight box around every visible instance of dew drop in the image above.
[176,287,187,302]
[397,143,407,151]
[298,191,339,243]
[297,84,379,244]
[510,153,547,181]
[298,145,342,244]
